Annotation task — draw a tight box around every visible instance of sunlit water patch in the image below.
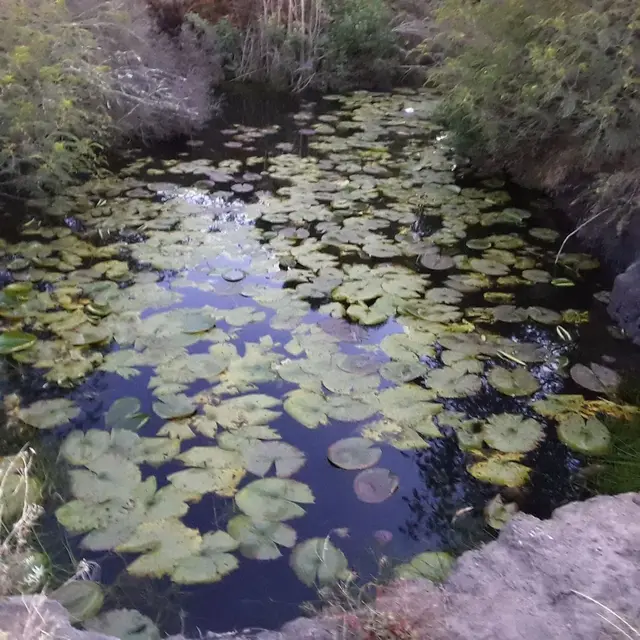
[1,89,639,637]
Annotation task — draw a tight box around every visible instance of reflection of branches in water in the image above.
[399,436,495,554]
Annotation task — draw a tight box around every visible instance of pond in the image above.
[1,88,638,638]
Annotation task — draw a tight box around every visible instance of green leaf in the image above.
[50,581,104,623]
[557,414,611,455]
[327,437,382,470]
[394,551,454,582]
[284,389,329,428]
[353,468,399,503]
[19,398,80,429]
[227,515,296,559]
[105,397,148,431]
[487,367,539,397]
[469,455,531,487]
[570,363,620,394]
[290,537,349,587]
[84,609,160,640]
[152,394,196,420]
[482,413,544,453]
[206,394,281,429]
[235,478,314,521]
[484,494,518,530]
[244,441,306,478]
[172,531,239,584]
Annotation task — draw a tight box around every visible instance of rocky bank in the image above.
[2,492,638,640]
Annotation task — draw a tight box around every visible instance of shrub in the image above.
[431,0,640,192]
[0,0,217,198]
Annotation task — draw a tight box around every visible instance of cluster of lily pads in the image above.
[0,89,630,619]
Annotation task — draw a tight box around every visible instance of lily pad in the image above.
[172,531,240,584]
[235,478,315,521]
[244,441,306,478]
[152,394,196,420]
[485,494,518,530]
[482,413,544,453]
[570,363,620,394]
[327,437,382,470]
[469,455,531,487]
[380,361,428,383]
[50,581,104,623]
[222,269,246,283]
[19,398,80,429]
[0,330,37,354]
[487,367,540,397]
[290,537,349,587]
[353,468,399,503]
[394,551,454,582]
[227,515,296,560]
[420,252,455,271]
[557,414,611,455]
[84,609,160,640]
[105,397,148,432]
[284,389,329,428]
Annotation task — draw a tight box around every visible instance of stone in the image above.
[609,259,640,344]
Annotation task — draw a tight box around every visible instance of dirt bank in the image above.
[3,493,638,640]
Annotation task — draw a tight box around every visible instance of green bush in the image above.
[0,0,215,198]
[431,0,640,188]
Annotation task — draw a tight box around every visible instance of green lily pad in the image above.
[84,609,160,640]
[570,363,620,394]
[527,306,561,324]
[181,312,217,334]
[487,367,540,397]
[0,456,43,526]
[284,389,329,428]
[50,581,104,623]
[394,551,454,582]
[172,531,240,584]
[380,361,428,383]
[207,394,281,430]
[482,413,544,453]
[105,397,148,431]
[244,441,306,478]
[152,394,196,420]
[469,258,509,276]
[353,468,399,503]
[426,366,482,398]
[557,414,611,455]
[469,455,531,487]
[327,437,382,470]
[0,330,37,354]
[227,515,296,560]
[19,398,80,429]
[484,494,518,530]
[290,537,349,587]
[420,252,455,271]
[531,394,585,418]
[235,478,315,521]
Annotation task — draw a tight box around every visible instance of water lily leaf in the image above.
[353,468,399,503]
[326,394,380,422]
[380,332,436,362]
[222,269,246,282]
[19,398,80,429]
[394,551,454,582]
[181,312,217,334]
[346,303,389,326]
[206,394,281,430]
[50,581,104,623]
[323,368,380,395]
[227,515,296,560]
[557,414,611,455]
[170,449,245,497]
[0,456,43,526]
[362,416,439,449]
[522,269,552,284]
[218,424,281,451]
[482,413,544,452]
[469,258,509,276]
[469,455,531,487]
[244,441,306,477]
[485,494,518,530]
[380,360,428,383]
[116,518,202,579]
[527,306,561,324]
[284,389,329,428]
[420,252,455,270]
[487,367,539,397]
[529,227,559,243]
[105,397,148,431]
[290,537,349,587]
[438,411,484,450]
[379,384,440,427]
[426,366,482,398]
[531,394,585,418]
[172,531,239,584]
[235,478,314,521]
[570,363,620,394]
[84,609,160,640]
[0,330,37,354]
[492,305,529,323]
[223,307,266,327]
[152,394,196,420]
[327,437,382,470]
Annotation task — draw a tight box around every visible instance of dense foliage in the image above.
[0,0,216,197]
[431,0,640,229]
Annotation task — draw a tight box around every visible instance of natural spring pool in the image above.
[0,88,638,638]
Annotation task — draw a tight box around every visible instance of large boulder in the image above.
[609,259,640,344]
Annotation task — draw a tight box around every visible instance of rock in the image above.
[0,596,116,640]
[609,260,640,344]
